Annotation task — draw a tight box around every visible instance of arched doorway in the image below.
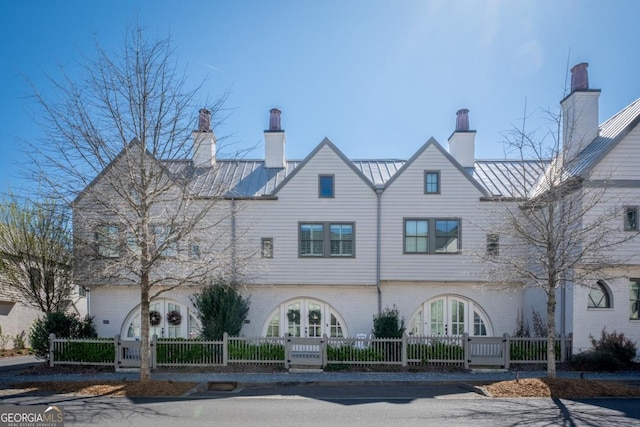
[121,298,199,340]
[263,298,347,338]
[409,295,493,336]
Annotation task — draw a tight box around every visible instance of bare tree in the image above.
[0,193,74,313]
[482,101,638,378]
[27,28,238,381]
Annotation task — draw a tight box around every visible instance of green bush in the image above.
[571,329,637,371]
[54,341,114,363]
[407,342,464,361]
[590,329,637,365]
[327,345,384,362]
[227,342,284,361]
[372,306,405,338]
[156,339,220,364]
[191,279,250,340]
[29,312,97,359]
[510,341,561,361]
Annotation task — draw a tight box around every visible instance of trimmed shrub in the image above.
[191,279,250,340]
[54,340,114,363]
[29,312,97,359]
[372,306,405,338]
[327,345,384,362]
[156,339,220,364]
[407,342,464,362]
[227,342,284,361]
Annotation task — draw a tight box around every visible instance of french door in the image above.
[421,296,491,336]
[285,300,324,337]
[124,299,189,339]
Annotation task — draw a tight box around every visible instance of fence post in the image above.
[48,333,55,367]
[463,333,469,370]
[322,334,328,368]
[284,333,290,369]
[503,333,510,370]
[401,333,408,367]
[114,335,120,370]
[151,334,157,370]
[223,332,228,366]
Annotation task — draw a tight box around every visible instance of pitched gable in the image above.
[272,137,378,195]
[383,137,490,197]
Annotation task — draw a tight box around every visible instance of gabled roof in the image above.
[270,137,379,195]
[569,96,640,177]
[382,137,491,197]
[83,136,551,201]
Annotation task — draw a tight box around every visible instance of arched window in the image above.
[588,281,612,309]
[409,295,492,336]
[263,298,347,338]
[121,298,199,340]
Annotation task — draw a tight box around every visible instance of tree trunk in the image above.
[139,275,151,382]
[546,289,557,378]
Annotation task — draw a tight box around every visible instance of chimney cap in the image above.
[268,108,282,132]
[198,108,211,132]
[570,62,589,92]
[455,108,470,132]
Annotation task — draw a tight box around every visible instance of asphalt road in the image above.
[2,384,640,426]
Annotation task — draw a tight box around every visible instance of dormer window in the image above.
[424,171,440,194]
[319,175,334,198]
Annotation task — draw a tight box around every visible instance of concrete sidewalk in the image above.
[0,356,639,387]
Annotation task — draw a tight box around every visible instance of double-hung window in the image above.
[631,280,640,320]
[625,206,638,231]
[154,226,177,257]
[404,218,460,254]
[405,220,429,253]
[96,225,120,258]
[424,171,440,194]
[330,224,353,256]
[300,222,354,257]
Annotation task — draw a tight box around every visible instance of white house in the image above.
[75,63,640,356]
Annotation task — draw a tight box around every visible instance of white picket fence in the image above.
[48,333,571,369]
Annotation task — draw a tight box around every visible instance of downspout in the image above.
[375,184,384,315]
[231,198,237,283]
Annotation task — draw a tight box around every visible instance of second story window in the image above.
[154,226,177,257]
[424,171,440,194]
[404,218,461,254]
[319,175,335,198]
[261,238,273,258]
[95,225,120,258]
[300,222,355,257]
[486,234,499,256]
[624,206,638,231]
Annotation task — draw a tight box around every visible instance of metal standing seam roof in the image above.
[569,96,640,177]
[163,157,545,199]
[163,95,640,200]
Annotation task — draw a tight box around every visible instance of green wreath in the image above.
[287,309,300,324]
[149,310,161,326]
[167,310,182,326]
[308,309,321,324]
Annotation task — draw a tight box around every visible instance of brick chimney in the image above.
[192,108,216,167]
[264,108,286,168]
[448,108,476,169]
[560,63,600,163]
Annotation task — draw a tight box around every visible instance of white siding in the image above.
[238,144,378,285]
[380,143,490,281]
[590,126,640,179]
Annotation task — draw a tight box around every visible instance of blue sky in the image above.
[2,1,640,193]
